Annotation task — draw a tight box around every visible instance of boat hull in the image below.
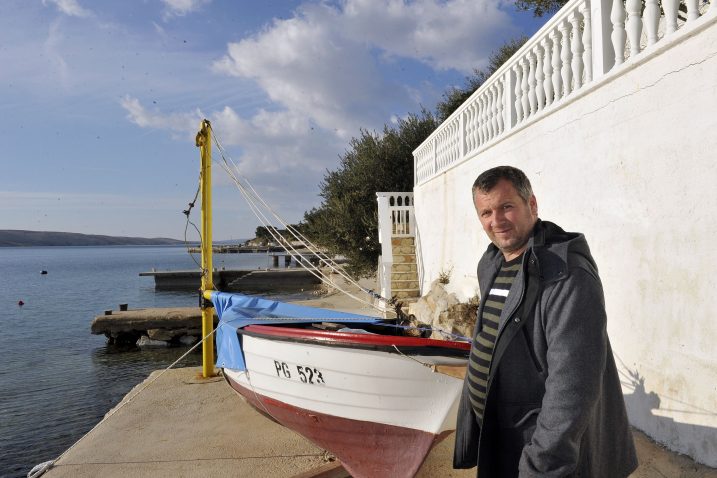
[223,325,469,477]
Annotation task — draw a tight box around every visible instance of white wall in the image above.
[414,17,717,466]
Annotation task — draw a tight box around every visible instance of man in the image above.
[454,166,638,477]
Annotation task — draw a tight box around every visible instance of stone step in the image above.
[392,244,416,255]
[392,254,417,265]
[391,288,421,299]
[391,263,418,273]
[391,280,419,290]
[391,237,415,247]
[391,271,418,281]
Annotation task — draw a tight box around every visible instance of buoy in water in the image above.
[41,270,48,275]
[18,300,24,307]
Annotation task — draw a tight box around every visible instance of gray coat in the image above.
[454,220,638,477]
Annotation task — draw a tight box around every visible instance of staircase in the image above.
[390,237,420,300]
[376,192,420,307]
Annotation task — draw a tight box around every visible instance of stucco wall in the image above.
[413,17,717,466]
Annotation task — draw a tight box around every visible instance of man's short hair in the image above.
[472,166,533,203]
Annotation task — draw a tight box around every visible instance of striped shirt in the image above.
[467,254,523,422]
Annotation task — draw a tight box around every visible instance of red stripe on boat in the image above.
[226,375,453,478]
[243,324,471,350]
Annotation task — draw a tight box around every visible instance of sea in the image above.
[0,245,287,478]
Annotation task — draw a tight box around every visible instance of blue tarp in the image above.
[211,292,381,370]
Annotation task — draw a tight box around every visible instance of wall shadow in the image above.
[616,354,717,467]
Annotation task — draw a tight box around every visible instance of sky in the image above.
[0,0,547,241]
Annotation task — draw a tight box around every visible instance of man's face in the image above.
[473,179,538,261]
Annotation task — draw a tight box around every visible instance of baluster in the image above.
[560,20,572,96]
[551,29,562,101]
[535,46,545,111]
[662,0,679,36]
[496,80,505,134]
[542,38,554,107]
[463,109,471,153]
[482,95,490,143]
[686,0,699,22]
[626,0,642,57]
[521,58,530,119]
[514,65,524,123]
[643,0,659,47]
[611,0,627,67]
[570,10,584,89]
[468,106,477,151]
[490,86,499,140]
[528,52,538,114]
[580,1,593,83]
[484,93,492,141]
[483,94,492,143]
[478,96,486,146]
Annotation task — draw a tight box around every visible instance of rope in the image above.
[210,132,391,314]
[32,323,222,476]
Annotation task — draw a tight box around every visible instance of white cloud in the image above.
[212,0,518,143]
[213,3,416,138]
[341,0,517,72]
[121,95,203,139]
[42,0,92,18]
[161,0,211,18]
[119,97,342,211]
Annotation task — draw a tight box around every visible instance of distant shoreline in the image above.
[0,230,184,247]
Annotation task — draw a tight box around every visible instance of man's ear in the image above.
[530,195,538,216]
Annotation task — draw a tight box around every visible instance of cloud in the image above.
[121,95,203,139]
[119,97,342,215]
[213,0,518,141]
[341,0,518,72]
[42,0,92,18]
[161,0,211,19]
[213,3,405,138]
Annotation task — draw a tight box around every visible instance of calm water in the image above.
[0,246,276,477]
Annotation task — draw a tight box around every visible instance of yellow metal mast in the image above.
[196,119,215,378]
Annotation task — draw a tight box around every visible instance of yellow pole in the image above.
[196,119,215,378]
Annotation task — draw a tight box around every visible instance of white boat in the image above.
[212,293,469,478]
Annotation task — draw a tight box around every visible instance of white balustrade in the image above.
[570,10,584,90]
[560,19,573,97]
[551,29,562,103]
[514,64,524,123]
[626,0,643,57]
[663,0,679,35]
[542,38,554,107]
[686,0,699,22]
[413,0,711,186]
[528,52,538,114]
[644,0,660,47]
[535,45,546,111]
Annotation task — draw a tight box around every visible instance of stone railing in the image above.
[414,0,715,185]
[376,192,415,306]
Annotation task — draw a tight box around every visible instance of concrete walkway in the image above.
[44,277,716,477]
[42,364,716,478]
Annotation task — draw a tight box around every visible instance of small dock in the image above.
[91,307,211,345]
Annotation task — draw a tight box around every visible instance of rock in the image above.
[179,335,198,346]
[147,328,178,341]
[408,279,479,342]
[137,335,170,347]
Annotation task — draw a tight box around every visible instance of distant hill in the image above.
[0,230,184,247]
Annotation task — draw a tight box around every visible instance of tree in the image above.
[514,0,568,17]
[436,36,529,123]
[302,110,438,277]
